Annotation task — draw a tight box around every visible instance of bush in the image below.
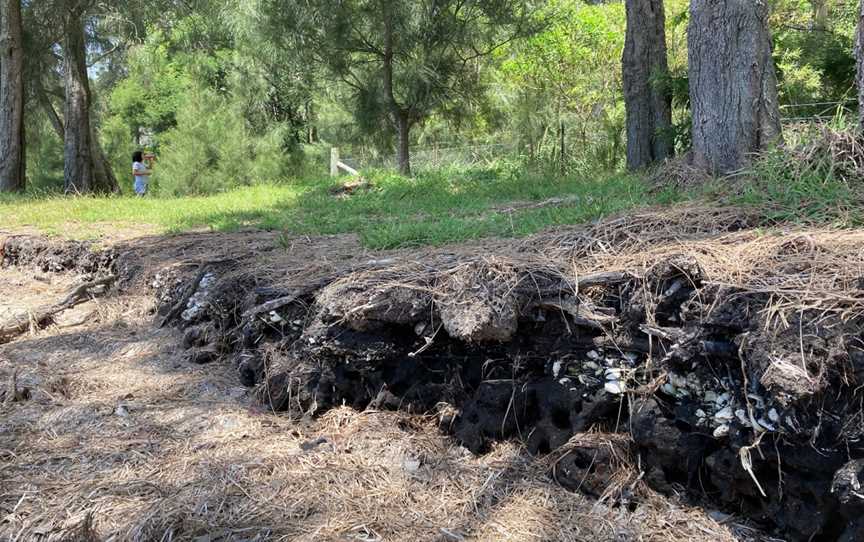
[152,87,296,195]
[25,116,65,192]
[101,114,138,194]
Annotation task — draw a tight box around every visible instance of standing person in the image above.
[132,151,154,196]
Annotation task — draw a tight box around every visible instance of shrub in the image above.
[152,87,297,195]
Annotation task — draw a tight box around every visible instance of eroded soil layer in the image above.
[4,208,863,541]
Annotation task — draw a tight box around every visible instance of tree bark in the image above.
[811,0,829,30]
[62,8,118,194]
[382,9,412,176]
[0,0,26,193]
[622,0,672,171]
[396,112,411,176]
[40,89,66,139]
[688,0,782,176]
[857,0,864,132]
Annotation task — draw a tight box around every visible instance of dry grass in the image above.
[7,205,857,541]
[646,156,713,193]
[785,126,864,184]
[531,206,864,321]
[303,204,864,334]
[0,234,766,542]
[0,299,744,542]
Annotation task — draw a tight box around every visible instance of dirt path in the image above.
[0,229,750,542]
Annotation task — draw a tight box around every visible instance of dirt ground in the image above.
[0,225,767,542]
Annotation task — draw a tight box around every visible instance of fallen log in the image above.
[0,275,116,343]
[536,297,618,330]
[242,278,332,320]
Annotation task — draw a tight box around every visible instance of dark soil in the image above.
[1,235,115,274]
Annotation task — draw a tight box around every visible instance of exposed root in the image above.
[8,205,864,540]
[0,275,116,343]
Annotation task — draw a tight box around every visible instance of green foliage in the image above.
[17,0,864,198]
[728,154,861,226]
[150,87,298,195]
[96,4,313,196]
[685,126,864,227]
[25,116,65,192]
[260,0,541,171]
[496,0,626,172]
[771,0,857,108]
[108,39,190,138]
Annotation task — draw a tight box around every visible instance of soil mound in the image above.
[6,205,864,540]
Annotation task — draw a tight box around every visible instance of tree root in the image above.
[0,275,116,343]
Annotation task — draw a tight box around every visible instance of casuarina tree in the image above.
[62,2,118,194]
[622,0,672,171]
[0,0,25,192]
[263,0,540,175]
[688,0,782,175]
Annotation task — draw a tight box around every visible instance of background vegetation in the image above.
[2,0,861,247]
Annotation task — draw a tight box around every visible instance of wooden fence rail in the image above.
[330,148,358,177]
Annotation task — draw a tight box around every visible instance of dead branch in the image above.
[0,275,116,343]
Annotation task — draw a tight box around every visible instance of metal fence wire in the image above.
[341,142,517,174]
[333,101,858,175]
[779,100,857,123]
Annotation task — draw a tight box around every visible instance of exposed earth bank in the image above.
[3,207,863,541]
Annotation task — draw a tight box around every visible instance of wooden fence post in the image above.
[330,148,340,177]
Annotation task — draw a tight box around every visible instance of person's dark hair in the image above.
[132,151,143,163]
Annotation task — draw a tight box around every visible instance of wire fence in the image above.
[779,100,857,123]
[332,100,859,175]
[341,142,518,174]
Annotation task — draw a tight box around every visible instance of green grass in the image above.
[0,165,655,249]
[6,149,858,250]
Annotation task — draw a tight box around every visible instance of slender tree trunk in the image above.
[382,10,412,176]
[63,9,118,194]
[39,88,65,138]
[857,1,864,132]
[622,0,672,171]
[559,119,566,175]
[396,112,411,176]
[688,0,782,176]
[0,0,26,192]
[305,100,318,144]
[811,0,829,30]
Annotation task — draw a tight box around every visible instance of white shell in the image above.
[768,408,780,423]
[713,425,730,438]
[604,381,625,395]
[714,406,734,421]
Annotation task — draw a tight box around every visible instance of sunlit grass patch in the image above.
[0,165,655,248]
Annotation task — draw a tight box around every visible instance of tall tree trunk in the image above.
[63,9,118,194]
[622,0,673,171]
[0,0,25,193]
[857,1,864,132]
[688,0,782,176]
